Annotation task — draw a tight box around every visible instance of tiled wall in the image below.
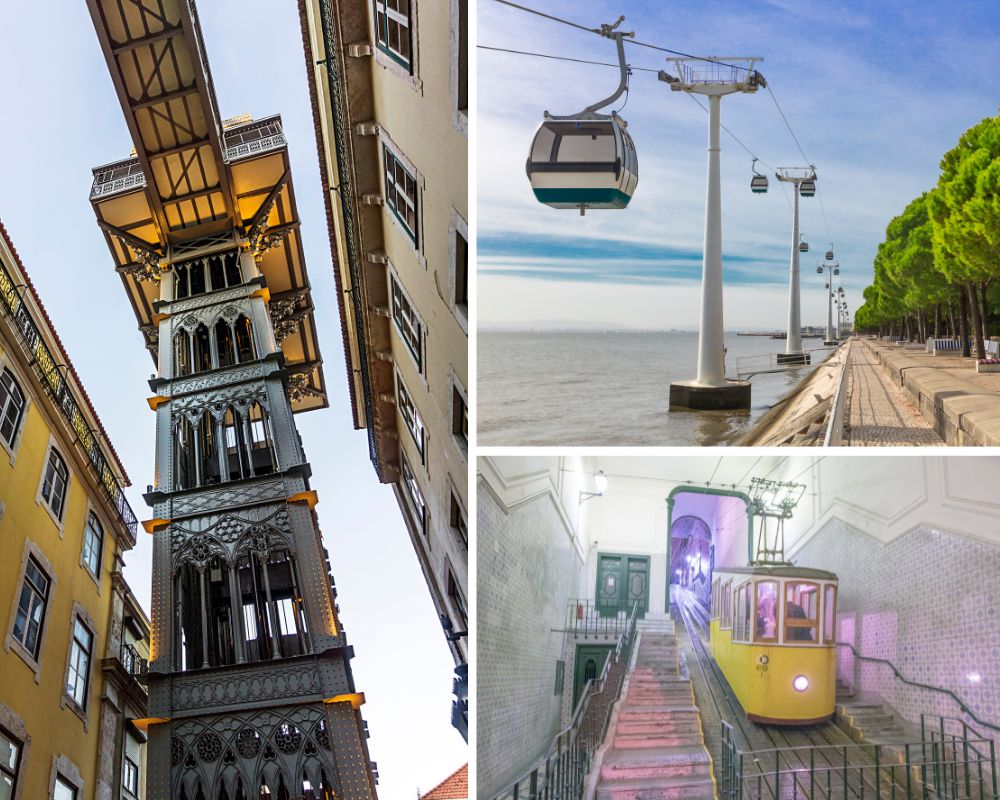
[795,518,1000,746]
[477,479,587,798]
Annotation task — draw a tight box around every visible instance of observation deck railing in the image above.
[491,602,639,800]
[721,714,998,800]
[0,257,138,538]
[90,160,147,200]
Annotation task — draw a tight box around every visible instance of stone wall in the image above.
[794,517,1000,746]
[477,478,587,798]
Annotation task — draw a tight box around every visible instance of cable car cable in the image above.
[476,44,661,73]
[491,0,752,71]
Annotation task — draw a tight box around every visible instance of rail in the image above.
[823,340,852,446]
[838,642,1000,735]
[0,257,138,538]
[120,643,148,677]
[721,715,998,800]
[561,599,633,640]
[734,344,838,380]
[491,602,639,800]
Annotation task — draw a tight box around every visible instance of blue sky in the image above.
[0,2,465,796]
[478,0,1000,329]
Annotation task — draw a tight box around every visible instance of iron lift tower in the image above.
[661,57,764,410]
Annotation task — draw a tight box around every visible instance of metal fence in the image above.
[492,603,639,800]
[721,714,998,800]
[563,599,634,640]
[0,256,138,537]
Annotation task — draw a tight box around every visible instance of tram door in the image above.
[596,554,649,619]
[573,644,613,709]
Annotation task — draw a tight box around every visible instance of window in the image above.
[66,617,93,707]
[734,584,747,642]
[447,568,466,630]
[0,369,26,449]
[754,581,778,643]
[82,513,103,577]
[721,580,732,628]
[785,582,819,642]
[54,776,76,800]
[396,372,424,459]
[823,584,837,644]
[400,452,426,535]
[13,555,50,658]
[449,491,467,548]
[455,228,468,311]
[0,727,22,799]
[389,272,424,372]
[40,448,69,520]
[383,145,419,245]
[452,383,468,450]
[122,757,139,796]
[373,0,413,71]
[456,0,467,113]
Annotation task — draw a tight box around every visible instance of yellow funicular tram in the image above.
[708,477,839,724]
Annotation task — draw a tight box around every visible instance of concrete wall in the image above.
[477,467,588,798]
[795,516,1000,745]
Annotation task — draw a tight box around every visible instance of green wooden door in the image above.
[596,553,649,618]
[573,644,613,709]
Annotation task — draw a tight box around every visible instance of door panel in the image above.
[572,644,612,709]
[627,557,649,618]
[596,555,623,617]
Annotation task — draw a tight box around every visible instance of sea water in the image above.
[478,330,833,446]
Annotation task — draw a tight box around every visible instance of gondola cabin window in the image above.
[755,581,779,643]
[785,582,819,642]
[823,584,837,644]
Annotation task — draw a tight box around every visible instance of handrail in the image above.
[823,340,851,446]
[838,641,1000,733]
[0,256,138,538]
[491,601,639,800]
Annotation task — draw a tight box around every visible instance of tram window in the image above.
[735,584,750,642]
[722,581,732,628]
[823,584,837,644]
[711,579,719,618]
[785,582,819,642]
[755,581,779,643]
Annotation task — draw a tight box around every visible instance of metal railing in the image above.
[721,714,998,800]
[120,643,148,677]
[838,643,1000,735]
[492,602,639,800]
[563,599,634,640]
[0,258,138,537]
[734,345,837,380]
[824,340,852,446]
[90,162,147,199]
[224,132,287,162]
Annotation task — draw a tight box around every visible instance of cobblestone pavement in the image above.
[844,344,944,446]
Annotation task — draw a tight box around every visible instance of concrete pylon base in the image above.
[776,352,811,365]
[669,380,751,410]
[824,340,838,346]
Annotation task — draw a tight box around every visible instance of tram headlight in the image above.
[793,674,809,692]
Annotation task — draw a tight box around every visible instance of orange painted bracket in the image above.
[251,287,272,303]
[151,312,171,324]
[142,518,170,534]
[324,692,365,710]
[146,396,169,410]
[133,717,171,732]
[287,490,319,508]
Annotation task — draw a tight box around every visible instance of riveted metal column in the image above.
[228,561,246,664]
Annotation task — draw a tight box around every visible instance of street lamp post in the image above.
[661,57,764,410]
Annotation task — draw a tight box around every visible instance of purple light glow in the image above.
[793,675,810,692]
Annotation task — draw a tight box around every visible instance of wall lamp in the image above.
[580,470,609,504]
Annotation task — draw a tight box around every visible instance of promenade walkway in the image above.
[844,342,944,446]
[858,338,1000,446]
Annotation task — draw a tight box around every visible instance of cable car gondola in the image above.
[825,245,835,261]
[750,158,768,194]
[526,21,638,213]
[799,235,809,253]
[799,178,816,197]
[711,564,839,724]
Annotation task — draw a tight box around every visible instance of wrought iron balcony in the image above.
[223,119,286,162]
[90,159,147,200]
[120,643,148,677]
[0,259,138,538]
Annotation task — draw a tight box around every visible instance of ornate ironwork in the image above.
[224,133,286,162]
[117,236,162,283]
[287,372,323,403]
[269,289,311,344]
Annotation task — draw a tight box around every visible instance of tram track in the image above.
[672,588,907,800]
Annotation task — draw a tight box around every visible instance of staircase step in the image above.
[615,718,701,736]
[601,747,712,781]
[619,706,700,720]
[597,775,715,800]
[613,732,705,749]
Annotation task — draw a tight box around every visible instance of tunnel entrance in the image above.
[666,486,752,612]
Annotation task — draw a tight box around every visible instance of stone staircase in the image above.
[595,614,716,800]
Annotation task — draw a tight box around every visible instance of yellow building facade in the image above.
[0,222,149,800]
[299,0,469,738]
